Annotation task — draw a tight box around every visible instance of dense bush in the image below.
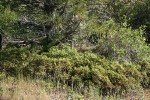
[93,20,150,63]
[0,45,149,94]
[0,48,30,76]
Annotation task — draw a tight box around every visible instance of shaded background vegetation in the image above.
[0,0,150,99]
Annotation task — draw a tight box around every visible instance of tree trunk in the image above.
[0,34,2,50]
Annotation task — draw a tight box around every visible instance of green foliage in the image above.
[0,7,17,35]
[94,20,150,62]
[0,48,30,76]
[1,46,149,95]
[139,59,150,87]
[0,0,150,97]
[114,0,150,43]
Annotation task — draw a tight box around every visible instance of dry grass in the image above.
[0,78,67,100]
[0,78,150,100]
[144,88,150,99]
[124,87,150,100]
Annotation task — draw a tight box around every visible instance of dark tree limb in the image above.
[0,34,2,50]
[52,20,82,46]
[59,0,68,16]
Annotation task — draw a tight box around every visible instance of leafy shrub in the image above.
[0,48,30,76]
[94,20,150,63]
[0,45,149,95]
[139,59,150,87]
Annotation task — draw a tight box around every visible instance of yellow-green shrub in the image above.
[0,46,149,95]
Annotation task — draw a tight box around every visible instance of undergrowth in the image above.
[0,45,150,98]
